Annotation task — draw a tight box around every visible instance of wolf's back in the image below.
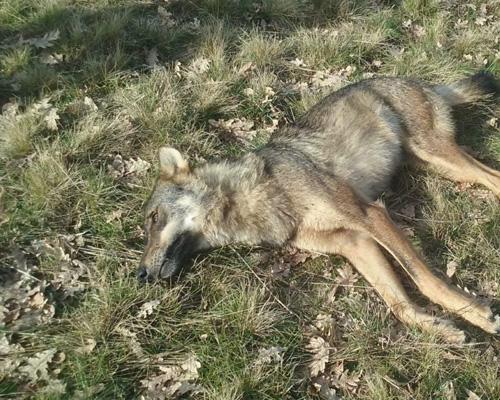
[433,71,500,106]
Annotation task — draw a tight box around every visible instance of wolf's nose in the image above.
[137,266,148,282]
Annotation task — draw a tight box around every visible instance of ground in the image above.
[1,0,500,399]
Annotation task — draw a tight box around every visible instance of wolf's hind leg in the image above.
[361,204,500,335]
[292,229,466,343]
[410,140,500,197]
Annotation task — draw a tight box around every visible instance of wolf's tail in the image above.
[433,71,500,106]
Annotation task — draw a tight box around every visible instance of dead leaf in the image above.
[270,259,291,278]
[290,58,307,67]
[108,154,151,181]
[399,203,416,219]
[75,338,97,355]
[2,99,20,117]
[334,264,360,287]
[314,314,335,332]
[67,96,98,115]
[25,30,60,49]
[184,18,201,31]
[44,108,59,131]
[467,390,481,400]
[157,6,177,27]
[180,354,201,379]
[243,87,255,96]
[443,381,456,400]
[446,261,458,278]
[330,364,361,393]
[18,348,57,382]
[105,209,123,224]
[311,71,345,88]
[145,48,159,68]
[238,61,254,75]
[254,346,285,365]
[208,118,256,142]
[39,379,66,395]
[0,334,23,375]
[189,57,210,74]
[137,300,160,318]
[34,97,52,111]
[312,376,339,400]
[74,383,105,399]
[40,53,63,65]
[140,354,203,399]
[306,337,329,377]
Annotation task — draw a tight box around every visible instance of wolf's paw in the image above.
[471,307,500,334]
[432,318,466,344]
[461,302,500,335]
[487,313,500,335]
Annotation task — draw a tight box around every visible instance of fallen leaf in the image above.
[314,314,335,332]
[311,71,344,88]
[446,261,458,278]
[330,365,361,393]
[208,118,256,142]
[467,390,481,400]
[312,376,339,400]
[243,87,255,96]
[290,58,307,67]
[25,30,60,49]
[399,203,416,219]
[74,383,105,399]
[189,57,210,74]
[334,264,360,287]
[39,379,66,395]
[180,354,201,379]
[184,18,201,31]
[44,108,59,131]
[67,96,98,115]
[2,99,20,117]
[145,48,159,68]
[34,97,52,111]
[238,61,254,75]
[18,348,57,382]
[140,355,203,399]
[108,154,151,181]
[75,338,96,355]
[254,346,285,365]
[270,259,291,278]
[306,337,329,377]
[137,300,160,318]
[40,53,63,65]
[157,6,177,27]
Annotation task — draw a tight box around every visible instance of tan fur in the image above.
[140,72,500,342]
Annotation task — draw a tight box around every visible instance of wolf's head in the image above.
[137,147,216,282]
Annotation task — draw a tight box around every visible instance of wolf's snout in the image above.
[137,266,149,282]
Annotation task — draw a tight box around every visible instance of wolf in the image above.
[138,71,500,343]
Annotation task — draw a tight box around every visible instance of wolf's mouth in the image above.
[159,231,197,279]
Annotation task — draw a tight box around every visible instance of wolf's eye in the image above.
[150,211,158,224]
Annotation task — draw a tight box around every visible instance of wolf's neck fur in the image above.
[195,152,297,247]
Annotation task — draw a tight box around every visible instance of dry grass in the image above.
[1,0,500,399]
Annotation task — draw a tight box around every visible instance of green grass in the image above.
[1,0,500,398]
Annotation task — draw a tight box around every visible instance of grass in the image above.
[1,0,500,398]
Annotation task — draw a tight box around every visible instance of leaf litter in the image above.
[140,354,203,399]
[1,233,97,394]
[0,29,60,50]
[208,118,257,142]
[108,154,151,186]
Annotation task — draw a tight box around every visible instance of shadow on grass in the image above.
[0,0,398,103]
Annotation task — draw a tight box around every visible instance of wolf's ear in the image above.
[158,147,190,181]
